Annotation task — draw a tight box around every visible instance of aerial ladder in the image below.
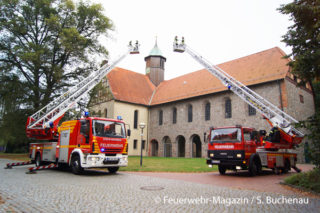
[173,37,304,150]
[26,41,140,140]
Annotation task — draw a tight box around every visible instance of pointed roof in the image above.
[149,43,163,56]
[106,47,292,107]
[145,39,166,60]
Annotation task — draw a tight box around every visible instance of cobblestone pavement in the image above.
[127,164,315,196]
[0,159,319,213]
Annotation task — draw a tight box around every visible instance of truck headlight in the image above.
[210,153,214,157]
[88,157,98,161]
[236,154,242,158]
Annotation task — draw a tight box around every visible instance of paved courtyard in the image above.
[0,159,319,213]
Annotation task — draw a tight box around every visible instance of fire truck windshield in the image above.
[92,120,125,138]
[211,128,241,143]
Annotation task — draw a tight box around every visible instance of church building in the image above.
[89,42,314,162]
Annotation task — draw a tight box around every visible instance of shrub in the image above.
[284,168,320,193]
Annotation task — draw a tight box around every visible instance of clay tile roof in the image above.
[107,67,155,105]
[150,47,290,105]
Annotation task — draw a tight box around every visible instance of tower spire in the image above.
[144,38,166,86]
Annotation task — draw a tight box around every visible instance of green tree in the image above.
[298,113,320,168]
[279,0,320,167]
[0,0,113,110]
[0,0,113,152]
[0,74,29,152]
[278,0,320,110]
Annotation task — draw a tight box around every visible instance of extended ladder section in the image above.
[173,37,304,140]
[27,41,140,130]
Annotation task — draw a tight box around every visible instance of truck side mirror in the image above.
[127,129,131,137]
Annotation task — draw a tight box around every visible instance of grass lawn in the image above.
[284,168,320,194]
[0,153,29,161]
[120,156,217,173]
[0,153,217,173]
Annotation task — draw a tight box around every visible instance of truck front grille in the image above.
[101,148,122,154]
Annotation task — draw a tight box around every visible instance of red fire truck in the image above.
[173,38,304,176]
[29,116,130,174]
[24,42,139,174]
[207,125,301,176]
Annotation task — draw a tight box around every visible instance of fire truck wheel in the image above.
[218,165,226,175]
[107,167,119,174]
[35,153,42,167]
[71,155,83,175]
[249,155,260,176]
[256,160,262,175]
[283,159,291,174]
[249,162,257,176]
[274,166,281,175]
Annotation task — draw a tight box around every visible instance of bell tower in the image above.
[144,40,166,86]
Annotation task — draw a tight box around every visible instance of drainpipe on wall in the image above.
[278,80,284,111]
[146,108,150,156]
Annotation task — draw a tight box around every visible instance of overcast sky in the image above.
[94,0,293,80]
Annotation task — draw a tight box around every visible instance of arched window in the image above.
[134,110,138,129]
[205,102,210,121]
[225,99,232,118]
[104,109,108,118]
[248,104,256,116]
[159,110,163,125]
[172,107,177,124]
[188,104,193,122]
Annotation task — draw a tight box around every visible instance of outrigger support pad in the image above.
[292,166,302,173]
[5,161,33,169]
[26,163,58,174]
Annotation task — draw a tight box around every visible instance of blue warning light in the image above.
[85,111,90,117]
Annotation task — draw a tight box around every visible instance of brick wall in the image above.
[148,80,314,160]
[284,78,315,163]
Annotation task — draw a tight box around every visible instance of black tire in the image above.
[256,160,262,175]
[283,159,291,174]
[108,167,119,174]
[35,153,42,167]
[274,166,281,175]
[249,161,257,176]
[71,155,83,175]
[249,155,261,176]
[218,165,226,175]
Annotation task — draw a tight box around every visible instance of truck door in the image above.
[243,129,256,154]
[59,130,70,162]
[78,120,90,152]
